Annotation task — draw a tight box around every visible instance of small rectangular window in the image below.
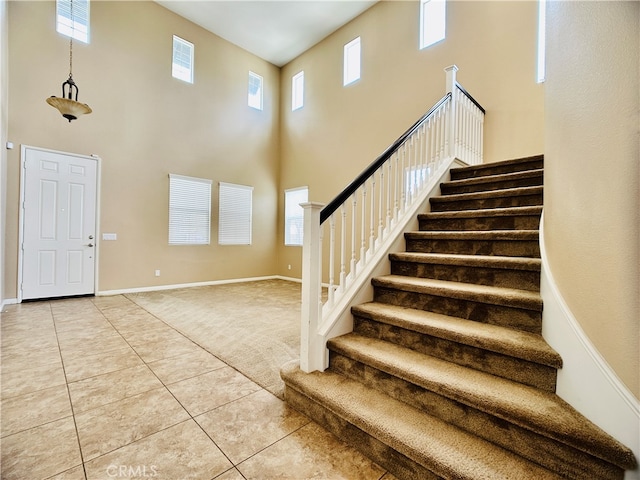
[169,174,212,245]
[284,187,309,246]
[172,35,194,83]
[248,71,263,110]
[56,0,89,43]
[292,71,304,111]
[343,37,361,86]
[536,0,546,83]
[219,182,253,245]
[420,0,446,49]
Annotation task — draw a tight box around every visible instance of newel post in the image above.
[444,65,458,159]
[300,202,326,373]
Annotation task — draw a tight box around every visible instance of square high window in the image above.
[172,35,194,83]
[56,0,89,43]
[343,37,361,86]
[420,0,446,49]
[292,71,304,111]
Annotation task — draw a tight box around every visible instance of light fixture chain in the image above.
[69,0,74,78]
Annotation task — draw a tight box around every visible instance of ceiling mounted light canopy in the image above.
[46,0,92,122]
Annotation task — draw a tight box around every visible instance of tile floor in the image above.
[1,295,396,480]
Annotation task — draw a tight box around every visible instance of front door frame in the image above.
[18,145,101,302]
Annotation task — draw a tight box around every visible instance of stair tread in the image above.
[389,252,541,271]
[450,155,544,178]
[431,185,543,203]
[419,206,542,219]
[352,302,559,367]
[281,362,564,480]
[406,230,539,240]
[442,169,543,188]
[372,274,543,311]
[326,334,636,468]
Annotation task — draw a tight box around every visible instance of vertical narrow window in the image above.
[536,0,546,83]
[284,187,309,246]
[248,71,263,110]
[420,0,446,49]
[172,35,194,83]
[219,182,253,245]
[168,174,212,245]
[56,0,90,43]
[343,37,361,86]
[292,71,304,111]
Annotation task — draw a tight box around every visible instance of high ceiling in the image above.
[155,1,378,67]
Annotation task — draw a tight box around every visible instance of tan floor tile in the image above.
[213,468,246,480]
[0,345,62,370]
[1,384,72,437]
[148,348,226,384]
[58,334,131,360]
[47,464,87,480]
[1,359,66,399]
[167,367,261,416]
[0,416,82,480]
[62,346,143,382]
[68,364,164,413]
[84,420,232,480]
[236,422,386,480]
[196,389,309,464]
[75,387,190,461]
[129,337,201,363]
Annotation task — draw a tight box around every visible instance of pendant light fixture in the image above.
[46,0,92,122]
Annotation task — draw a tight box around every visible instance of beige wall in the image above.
[5,1,280,296]
[544,1,639,398]
[277,0,544,277]
[1,0,7,306]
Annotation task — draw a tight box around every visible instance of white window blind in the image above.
[172,35,194,83]
[285,187,308,246]
[343,37,361,86]
[420,0,446,49]
[248,71,263,110]
[56,0,90,43]
[168,174,212,245]
[292,71,304,111]
[219,182,253,245]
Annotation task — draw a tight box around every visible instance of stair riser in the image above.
[284,386,441,480]
[328,354,624,480]
[430,193,543,212]
[441,176,543,195]
[450,158,544,180]
[373,286,542,334]
[353,316,556,391]
[405,238,541,258]
[390,260,541,291]
[418,215,541,231]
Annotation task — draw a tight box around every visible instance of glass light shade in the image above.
[46,96,92,122]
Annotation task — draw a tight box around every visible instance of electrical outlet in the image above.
[155,270,160,277]
[288,264,291,270]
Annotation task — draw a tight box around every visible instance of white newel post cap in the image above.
[445,65,459,94]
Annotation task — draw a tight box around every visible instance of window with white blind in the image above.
[218,182,253,245]
[172,35,194,83]
[343,37,361,86]
[168,174,212,245]
[284,187,308,246]
[292,71,304,111]
[420,0,446,49]
[248,71,263,110]
[56,0,90,43]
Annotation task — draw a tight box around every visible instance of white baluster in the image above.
[339,204,346,292]
[350,193,357,279]
[328,213,335,307]
[369,176,376,254]
[360,184,367,264]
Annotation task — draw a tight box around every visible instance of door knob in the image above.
[87,243,94,247]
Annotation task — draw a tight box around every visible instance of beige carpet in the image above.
[127,279,301,398]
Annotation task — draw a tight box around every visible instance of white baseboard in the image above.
[539,213,639,479]
[97,275,298,296]
[1,297,18,311]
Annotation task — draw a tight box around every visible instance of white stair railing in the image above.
[300,65,485,372]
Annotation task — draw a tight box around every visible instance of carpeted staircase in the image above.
[281,155,637,479]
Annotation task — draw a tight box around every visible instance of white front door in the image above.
[20,147,98,300]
